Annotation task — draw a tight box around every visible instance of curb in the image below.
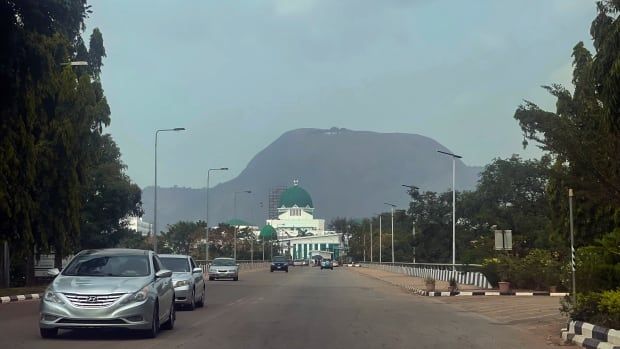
[562,320,620,349]
[0,293,42,304]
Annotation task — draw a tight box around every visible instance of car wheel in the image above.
[233,276,238,281]
[162,300,175,330]
[40,328,58,338]
[270,269,274,272]
[145,303,159,338]
[196,285,205,308]
[285,269,288,273]
[331,267,333,270]
[209,277,214,281]
[187,289,196,311]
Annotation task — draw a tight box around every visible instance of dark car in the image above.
[270,256,289,272]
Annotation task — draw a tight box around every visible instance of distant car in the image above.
[302,260,309,266]
[332,260,340,267]
[39,249,175,339]
[208,258,239,281]
[354,262,361,267]
[159,254,205,310]
[321,260,333,270]
[271,256,289,272]
[293,260,303,266]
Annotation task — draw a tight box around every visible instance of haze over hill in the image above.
[141,128,482,231]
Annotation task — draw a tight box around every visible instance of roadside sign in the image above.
[494,230,512,250]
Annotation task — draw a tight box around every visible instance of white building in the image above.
[265,180,343,260]
[126,216,153,236]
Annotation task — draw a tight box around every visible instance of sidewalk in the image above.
[350,266,574,347]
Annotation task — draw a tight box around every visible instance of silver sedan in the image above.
[159,254,206,310]
[208,258,239,281]
[39,249,176,339]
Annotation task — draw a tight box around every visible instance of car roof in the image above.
[77,248,150,256]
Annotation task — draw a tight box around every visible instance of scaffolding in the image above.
[268,185,287,219]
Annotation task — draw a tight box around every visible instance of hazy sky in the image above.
[84,0,597,189]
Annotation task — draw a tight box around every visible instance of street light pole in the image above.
[154,127,186,253]
[569,189,577,305]
[379,214,382,264]
[206,167,228,263]
[385,203,397,264]
[437,150,462,272]
[233,190,252,260]
[370,220,373,263]
[402,185,420,263]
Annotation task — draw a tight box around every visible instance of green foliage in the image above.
[562,290,620,330]
[160,221,206,255]
[481,258,501,287]
[512,249,561,290]
[598,289,620,328]
[0,1,141,281]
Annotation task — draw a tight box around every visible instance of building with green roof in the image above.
[265,180,343,261]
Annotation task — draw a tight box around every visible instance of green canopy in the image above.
[259,225,277,240]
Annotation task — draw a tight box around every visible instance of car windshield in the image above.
[211,259,236,266]
[159,257,190,272]
[273,257,286,263]
[62,255,150,277]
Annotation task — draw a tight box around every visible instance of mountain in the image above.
[141,128,482,232]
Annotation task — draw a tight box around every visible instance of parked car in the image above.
[270,256,289,272]
[208,258,239,281]
[39,249,175,339]
[321,259,333,270]
[293,260,304,266]
[302,259,309,266]
[332,260,340,267]
[159,254,205,310]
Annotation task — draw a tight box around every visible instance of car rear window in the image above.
[273,257,286,262]
[159,257,190,272]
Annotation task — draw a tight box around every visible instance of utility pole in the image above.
[385,203,397,264]
[569,189,576,305]
[206,167,228,264]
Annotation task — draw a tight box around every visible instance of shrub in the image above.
[598,290,620,329]
[513,249,560,290]
[561,291,620,330]
[481,258,500,287]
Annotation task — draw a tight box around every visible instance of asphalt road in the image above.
[0,266,549,349]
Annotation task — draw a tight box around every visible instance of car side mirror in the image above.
[156,269,172,278]
[47,268,60,277]
[192,267,203,274]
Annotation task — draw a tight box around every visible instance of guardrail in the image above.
[362,262,492,289]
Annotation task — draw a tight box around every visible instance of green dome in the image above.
[279,185,313,208]
[259,225,277,239]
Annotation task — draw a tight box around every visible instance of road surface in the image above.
[0,266,548,348]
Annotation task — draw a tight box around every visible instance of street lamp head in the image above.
[173,127,185,131]
[437,150,462,159]
[384,202,396,207]
[220,167,229,170]
[402,184,419,190]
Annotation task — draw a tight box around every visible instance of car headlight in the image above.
[175,280,190,287]
[44,290,63,304]
[121,285,149,304]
